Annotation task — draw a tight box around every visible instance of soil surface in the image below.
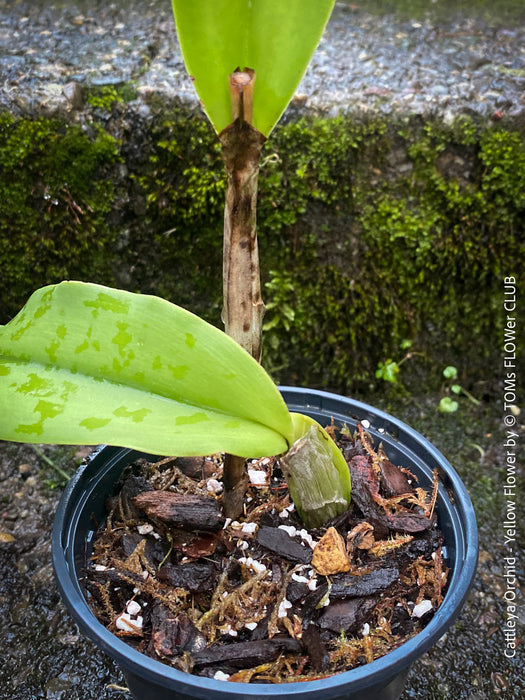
[0,393,523,699]
[0,0,524,120]
[82,426,448,684]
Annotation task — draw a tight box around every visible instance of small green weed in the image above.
[439,366,480,413]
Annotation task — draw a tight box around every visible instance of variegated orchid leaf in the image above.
[0,282,293,458]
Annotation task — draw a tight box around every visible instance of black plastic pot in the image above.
[52,387,478,700]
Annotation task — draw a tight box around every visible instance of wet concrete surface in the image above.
[0,0,524,120]
[0,394,523,699]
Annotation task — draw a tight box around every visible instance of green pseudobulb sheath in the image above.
[283,412,351,529]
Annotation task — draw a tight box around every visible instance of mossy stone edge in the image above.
[1,96,523,394]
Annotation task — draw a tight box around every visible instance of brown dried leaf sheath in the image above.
[219,117,266,361]
[312,527,351,575]
[219,111,266,521]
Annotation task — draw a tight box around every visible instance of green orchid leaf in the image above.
[172,0,335,136]
[0,282,293,458]
[281,412,351,529]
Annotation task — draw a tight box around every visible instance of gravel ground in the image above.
[0,0,524,120]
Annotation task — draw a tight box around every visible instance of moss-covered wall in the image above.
[0,113,121,313]
[358,0,525,24]
[1,99,523,393]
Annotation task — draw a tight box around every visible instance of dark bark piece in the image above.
[174,457,206,480]
[89,567,144,590]
[379,459,413,497]
[318,597,377,634]
[132,491,225,532]
[158,560,218,594]
[330,566,400,599]
[87,567,124,588]
[286,579,310,604]
[256,525,313,564]
[299,582,330,622]
[192,638,301,670]
[258,510,281,528]
[390,603,416,637]
[121,473,155,499]
[341,436,369,462]
[348,456,431,534]
[84,574,132,620]
[181,533,219,559]
[347,455,389,535]
[302,624,329,671]
[249,613,270,641]
[121,531,144,558]
[400,527,443,561]
[150,605,206,658]
[121,532,167,568]
[115,473,155,518]
[387,511,432,533]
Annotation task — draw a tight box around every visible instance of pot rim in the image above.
[52,387,478,698]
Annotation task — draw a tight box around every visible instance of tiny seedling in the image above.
[439,365,480,413]
[375,339,421,385]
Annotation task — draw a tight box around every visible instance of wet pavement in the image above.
[0,0,524,120]
[0,394,523,699]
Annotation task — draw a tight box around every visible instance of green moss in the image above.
[355,0,525,24]
[257,114,524,390]
[0,113,121,318]
[125,110,225,321]
[86,83,138,110]
[1,106,523,394]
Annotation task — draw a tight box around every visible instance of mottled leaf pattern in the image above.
[0,282,292,457]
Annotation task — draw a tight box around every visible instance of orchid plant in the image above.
[0,0,351,529]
